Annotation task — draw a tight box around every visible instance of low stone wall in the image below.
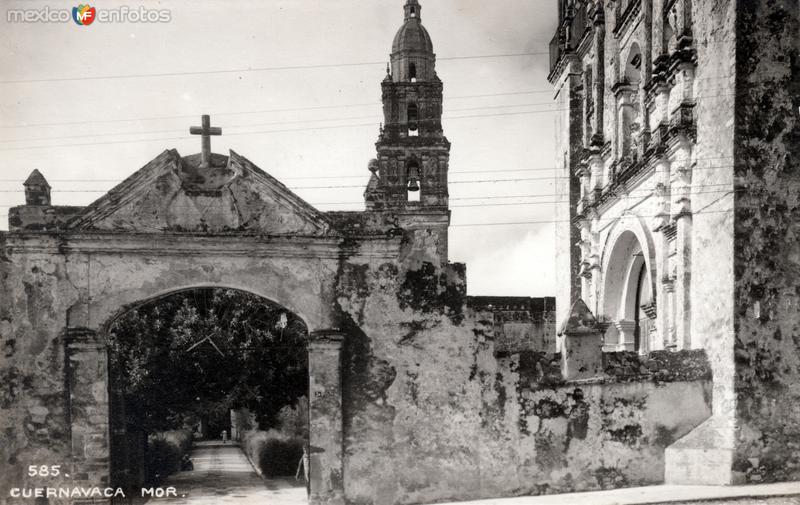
[340,292,713,505]
[507,349,712,496]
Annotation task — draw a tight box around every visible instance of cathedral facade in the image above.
[550,0,799,485]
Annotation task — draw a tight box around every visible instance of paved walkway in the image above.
[139,444,800,505]
[143,440,307,505]
[434,483,800,505]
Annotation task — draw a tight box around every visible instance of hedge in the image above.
[145,429,193,485]
[243,429,305,477]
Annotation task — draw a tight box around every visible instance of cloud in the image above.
[455,224,556,297]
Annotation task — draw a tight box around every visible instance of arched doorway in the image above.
[105,287,309,499]
[602,229,655,353]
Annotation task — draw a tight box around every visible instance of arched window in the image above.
[624,43,642,85]
[621,43,643,161]
[663,18,676,54]
[407,103,419,136]
[406,160,421,202]
[409,63,417,82]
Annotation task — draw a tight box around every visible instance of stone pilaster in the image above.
[308,330,345,505]
[614,84,637,161]
[670,138,693,349]
[590,4,605,145]
[65,328,110,491]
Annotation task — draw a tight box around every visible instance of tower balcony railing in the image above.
[549,2,591,74]
[549,29,564,72]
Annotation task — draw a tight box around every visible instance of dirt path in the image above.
[143,441,307,505]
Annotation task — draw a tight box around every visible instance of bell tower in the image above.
[365,0,450,212]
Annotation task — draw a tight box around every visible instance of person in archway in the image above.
[221,429,228,444]
[295,445,310,496]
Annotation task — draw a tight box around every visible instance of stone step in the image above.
[665,416,735,485]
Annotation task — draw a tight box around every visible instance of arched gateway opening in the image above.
[105,287,309,500]
[602,229,656,352]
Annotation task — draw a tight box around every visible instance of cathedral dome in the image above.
[392,19,433,54]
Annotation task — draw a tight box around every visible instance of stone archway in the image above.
[102,287,310,495]
[56,233,349,505]
[600,228,656,352]
[64,287,344,505]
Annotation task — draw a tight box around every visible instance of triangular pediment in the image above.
[68,149,334,236]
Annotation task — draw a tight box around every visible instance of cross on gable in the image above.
[189,114,222,168]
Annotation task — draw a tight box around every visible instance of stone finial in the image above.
[559,299,603,380]
[558,298,599,336]
[23,169,51,206]
[368,158,379,174]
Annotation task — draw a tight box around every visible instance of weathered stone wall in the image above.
[336,245,712,504]
[731,0,800,484]
[468,297,557,354]
[0,232,348,504]
[0,235,75,503]
[0,225,714,505]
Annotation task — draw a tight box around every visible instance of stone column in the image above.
[588,152,604,193]
[590,4,605,144]
[663,277,677,348]
[670,138,693,349]
[616,88,635,160]
[308,330,345,505]
[65,328,110,489]
[614,319,637,351]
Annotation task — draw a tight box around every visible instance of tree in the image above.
[108,288,308,434]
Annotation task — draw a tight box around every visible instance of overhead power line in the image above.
[0,191,739,228]
[0,110,558,152]
[0,89,741,152]
[0,101,562,145]
[0,52,549,85]
[0,89,556,129]
[0,155,736,185]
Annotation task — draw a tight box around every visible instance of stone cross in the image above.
[189,114,222,168]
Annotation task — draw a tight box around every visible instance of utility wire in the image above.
[0,202,740,228]
[0,155,736,184]
[0,90,557,129]
[0,52,550,85]
[0,101,564,144]
[0,89,742,152]
[0,162,744,191]
[0,177,739,193]
[0,186,739,208]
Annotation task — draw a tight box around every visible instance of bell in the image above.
[407,177,420,192]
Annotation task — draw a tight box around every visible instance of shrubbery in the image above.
[145,430,192,485]
[243,429,304,477]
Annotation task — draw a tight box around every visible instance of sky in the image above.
[0,0,559,297]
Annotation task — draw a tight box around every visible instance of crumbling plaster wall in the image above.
[2,223,713,505]
[0,236,76,503]
[731,0,800,484]
[337,241,712,505]
[0,233,345,503]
